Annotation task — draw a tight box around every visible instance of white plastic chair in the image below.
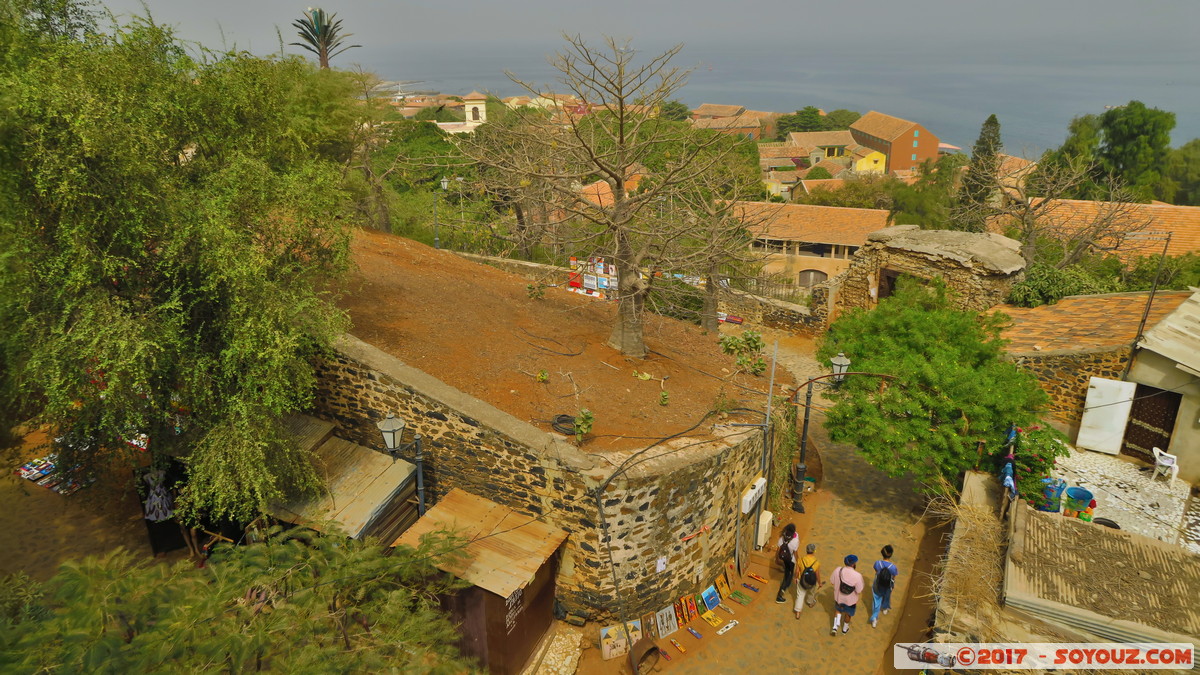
[1151,447,1179,483]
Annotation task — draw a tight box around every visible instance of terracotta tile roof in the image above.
[758,143,808,159]
[766,170,800,184]
[799,178,847,194]
[787,130,853,148]
[1021,199,1200,259]
[850,111,919,141]
[463,91,486,100]
[693,114,760,130]
[802,160,847,178]
[580,180,614,207]
[692,103,745,118]
[997,291,1192,352]
[736,201,890,246]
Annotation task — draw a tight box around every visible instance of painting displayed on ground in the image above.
[640,612,656,639]
[701,584,720,611]
[715,572,732,599]
[599,620,643,660]
[655,605,680,638]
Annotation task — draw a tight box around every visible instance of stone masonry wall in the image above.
[834,240,1022,316]
[1007,346,1132,429]
[717,289,822,335]
[313,334,771,621]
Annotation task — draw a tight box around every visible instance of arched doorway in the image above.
[797,269,828,287]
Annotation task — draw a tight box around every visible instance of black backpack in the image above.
[874,563,894,592]
[836,568,856,595]
[799,559,818,589]
[777,535,794,564]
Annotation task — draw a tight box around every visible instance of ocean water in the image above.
[370,40,1200,156]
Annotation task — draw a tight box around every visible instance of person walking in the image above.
[793,542,824,619]
[870,544,899,628]
[830,554,864,635]
[775,523,799,604]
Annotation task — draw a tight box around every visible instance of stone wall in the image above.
[717,289,822,335]
[832,226,1026,316]
[1007,346,1132,429]
[313,334,773,621]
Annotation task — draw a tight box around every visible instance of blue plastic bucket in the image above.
[1064,487,1093,512]
[1038,478,1066,512]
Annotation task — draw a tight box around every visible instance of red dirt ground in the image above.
[338,230,788,452]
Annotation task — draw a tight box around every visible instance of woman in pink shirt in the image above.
[830,554,864,635]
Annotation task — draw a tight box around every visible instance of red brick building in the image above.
[849,111,939,173]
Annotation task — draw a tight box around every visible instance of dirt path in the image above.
[1,430,158,581]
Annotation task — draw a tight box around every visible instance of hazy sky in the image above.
[101,0,1197,53]
[99,1,1200,151]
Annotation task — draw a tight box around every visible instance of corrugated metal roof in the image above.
[274,416,416,539]
[392,488,568,598]
[1004,505,1200,642]
[1138,289,1200,373]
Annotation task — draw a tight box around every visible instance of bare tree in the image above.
[456,35,757,357]
[966,157,1152,268]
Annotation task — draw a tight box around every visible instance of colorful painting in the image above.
[655,606,680,638]
[674,599,685,625]
[685,596,699,621]
[599,620,643,660]
[641,612,656,639]
[700,609,723,627]
[714,573,731,599]
[701,585,720,611]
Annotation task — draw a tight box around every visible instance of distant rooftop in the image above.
[736,201,890,246]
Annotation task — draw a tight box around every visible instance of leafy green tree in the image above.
[0,8,361,521]
[824,109,861,129]
[889,155,965,228]
[775,105,828,139]
[291,7,361,69]
[1163,138,1200,205]
[951,114,1003,232]
[805,166,833,180]
[1037,102,1175,201]
[0,529,473,672]
[818,279,1051,486]
[414,104,465,123]
[1006,262,1120,307]
[1097,101,1175,200]
[793,174,898,210]
[659,99,691,121]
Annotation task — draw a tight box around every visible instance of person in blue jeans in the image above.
[870,544,899,628]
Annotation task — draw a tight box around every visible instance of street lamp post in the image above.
[376,412,426,515]
[790,356,894,513]
[434,176,449,250]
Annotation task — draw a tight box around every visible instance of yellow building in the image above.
[852,148,887,174]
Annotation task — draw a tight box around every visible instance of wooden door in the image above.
[1119,383,1182,463]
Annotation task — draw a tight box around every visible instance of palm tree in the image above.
[291,7,360,69]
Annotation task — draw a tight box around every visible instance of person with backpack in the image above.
[793,542,824,619]
[830,554,864,635]
[870,544,899,628]
[774,523,799,604]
